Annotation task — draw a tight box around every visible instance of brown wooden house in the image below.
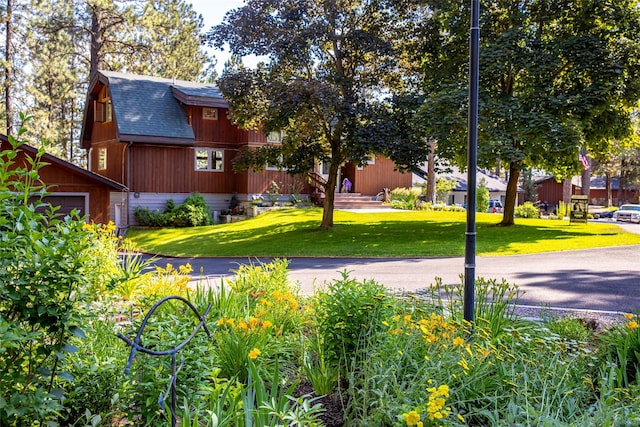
[1,134,125,223]
[80,71,411,227]
[534,175,638,208]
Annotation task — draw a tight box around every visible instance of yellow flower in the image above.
[457,413,465,423]
[248,348,261,359]
[416,422,423,427]
[402,410,421,426]
[216,318,225,326]
[453,337,465,347]
[624,313,634,320]
[262,320,273,329]
[627,321,639,330]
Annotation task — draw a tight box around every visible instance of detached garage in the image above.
[1,134,126,224]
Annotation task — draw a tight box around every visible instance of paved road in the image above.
[149,243,640,313]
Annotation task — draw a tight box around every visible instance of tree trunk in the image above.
[605,172,612,207]
[499,162,520,226]
[562,178,572,204]
[89,5,104,79]
[321,160,339,229]
[426,138,436,204]
[4,0,13,134]
[581,157,591,203]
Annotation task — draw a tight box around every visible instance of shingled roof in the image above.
[81,71,227,147]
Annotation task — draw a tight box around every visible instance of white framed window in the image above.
[97,148,107,170]
[203,107,218,120]
[266,130,283,142]
[195,148,224,171]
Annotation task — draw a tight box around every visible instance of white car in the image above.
[613,204,640,223]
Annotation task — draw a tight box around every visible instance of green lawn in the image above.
[124,208,640,257]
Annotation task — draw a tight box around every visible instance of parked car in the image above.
[593,209,617,219]
[613,204,640,223]
[488,200,504,213]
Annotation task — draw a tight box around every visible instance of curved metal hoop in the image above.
[117,295,212,427]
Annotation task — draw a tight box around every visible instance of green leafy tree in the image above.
[411,0,640,226]
[208,0,430,229]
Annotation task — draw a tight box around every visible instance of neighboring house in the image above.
[589,176,639,206]
[80,70,410,227]
[536,175,639,207]
[414,166,510,207]
[1,134,126,223]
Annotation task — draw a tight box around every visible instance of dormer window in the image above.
[203,107,218,120]
[95,87,113,123]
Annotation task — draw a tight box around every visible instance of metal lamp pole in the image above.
[464,0,480,323]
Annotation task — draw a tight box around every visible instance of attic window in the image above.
[203,107,218,120]
[94,100,112,123]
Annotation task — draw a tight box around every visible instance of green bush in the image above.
[0,124,121,425]
[476,180,490,212]
[311,272,393,367]
[515,201,540,218]
[134,193,212,227]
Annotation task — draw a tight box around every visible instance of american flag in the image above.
[579,154,590,170]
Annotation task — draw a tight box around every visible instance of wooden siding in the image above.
[190,106,251,143]
[129,144,243,193]
[347,156,413,196]
[123,192,234,226]
[89,141,128,184]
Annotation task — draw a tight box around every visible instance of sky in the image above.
[188,0,250,73]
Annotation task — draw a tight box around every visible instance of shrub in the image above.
[311,271,393,367]
[0,123,120,424]
[515,201,540,218]
[476,179,489,212]
[134,193,212,227]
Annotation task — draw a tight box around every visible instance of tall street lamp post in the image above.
[464,0,480,323]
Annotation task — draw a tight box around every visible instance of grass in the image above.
[124,208,640,257]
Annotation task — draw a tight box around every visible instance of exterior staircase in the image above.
[333,192,391,210]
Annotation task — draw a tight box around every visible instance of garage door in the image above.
[33,195,87,218]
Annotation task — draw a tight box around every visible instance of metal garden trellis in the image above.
[117,295,213,427]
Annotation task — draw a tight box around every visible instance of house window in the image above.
[203,108,218,120]
[195,148,224,171]
[97,148,107,170]
[94,90,112,123]
[266,130,283,143]
[266,155,285,171]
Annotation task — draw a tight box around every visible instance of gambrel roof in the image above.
[80,71,227,148]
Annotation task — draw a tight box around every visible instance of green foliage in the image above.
[0,125,117,424]
[312,272,393,367]
[134,193,213,227]
[557,201,568,219]
[476,179,490,213]
[435,177,457,204]
[210,0,430,228]
[411,0,640,225]
[515,201,540,219]
[545,316,593,342]
[598,314,640,388]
